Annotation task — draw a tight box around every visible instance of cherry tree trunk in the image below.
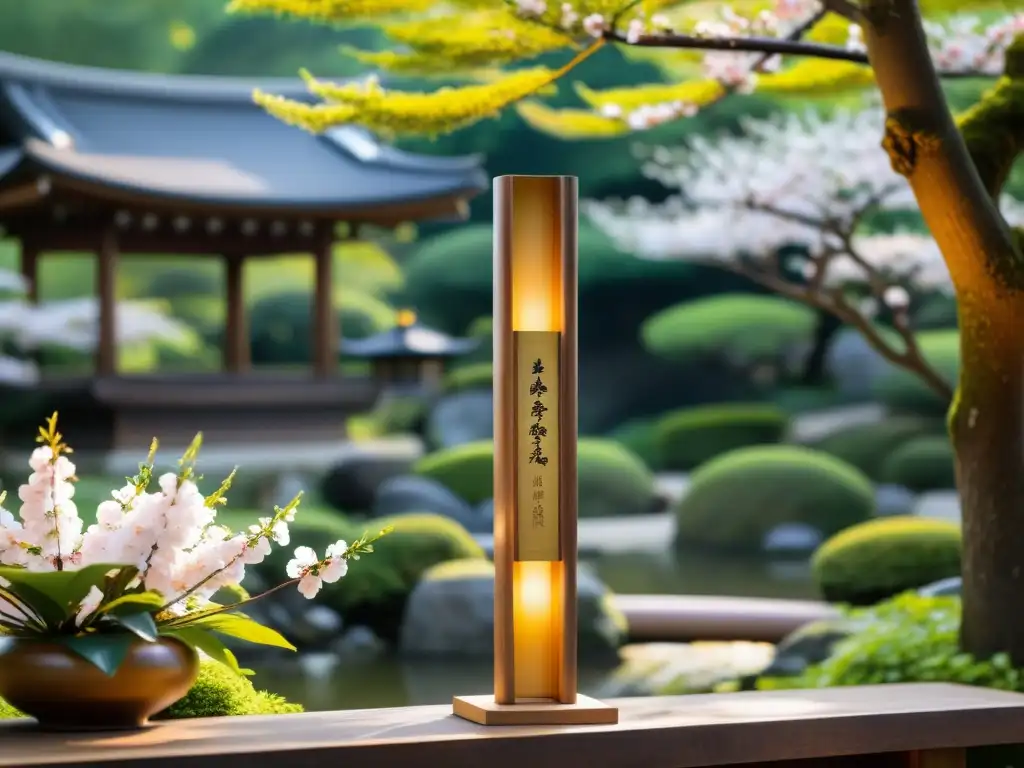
[862,0,1024,661]
[952,297,1024,660]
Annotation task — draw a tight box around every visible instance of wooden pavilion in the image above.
[0,52,486,452]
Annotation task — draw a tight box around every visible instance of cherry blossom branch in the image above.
[716,257,953,400]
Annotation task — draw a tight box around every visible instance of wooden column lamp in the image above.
[452,176,618,727]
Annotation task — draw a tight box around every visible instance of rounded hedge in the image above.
[642,294,816,363]
[880,436,957,492]
[443,362,494,394]
[606,418,660,470]
[413,441,494,505]
[811,516,961,606]
[872,330,959,416]
[808,417,943,480]
[674,445,875,553]
[654,403,788,471]
[413,438,657,517]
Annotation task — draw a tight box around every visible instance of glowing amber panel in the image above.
[507,176,566,701]
[514,330,561,563]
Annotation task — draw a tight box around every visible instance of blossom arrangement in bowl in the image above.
[0,413,390,731]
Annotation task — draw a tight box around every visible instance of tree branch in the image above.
[607,30,870,64]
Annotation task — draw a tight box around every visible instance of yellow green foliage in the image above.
[255,67,562,137]
[516,101,632,138]
[575,78,725,111]
[804,12,859,46]
[757,60,875,97]
[342,10,575,74]
[226,0,434,23]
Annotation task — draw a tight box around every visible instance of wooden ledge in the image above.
[3,684,1024,768]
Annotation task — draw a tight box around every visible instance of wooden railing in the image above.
[3,683,1024,767]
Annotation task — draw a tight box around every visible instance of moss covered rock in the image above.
[414,439,656,517]
[160,662,302,718]
[808,418,943,480]
[879,436,957,492]
[811,516,961,606]
[674,446,875,554]
[654,403,788,471]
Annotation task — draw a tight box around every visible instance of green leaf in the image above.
[162,626,251,676]
[98,591,165,616]
[189,613,296,651]
[0,564,136,622]
[61,633,136,677]
[110,611,158,642]
[0,580,67,629]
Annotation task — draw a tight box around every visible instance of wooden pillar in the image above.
[96,228,118,377]
[20,240,39,303]
[223,253,250,373]
[312,236,338,377]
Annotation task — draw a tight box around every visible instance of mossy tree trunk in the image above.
[862,1,1024,661]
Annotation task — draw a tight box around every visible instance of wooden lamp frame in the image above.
[452,175,618,726]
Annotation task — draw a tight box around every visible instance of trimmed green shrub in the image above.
[873,330,958,416]
[0,662,302,720]
[606,418,661,470]
[414,439,657,517]
[653,403,788,471]
[808,417,943,480]
[880,436,957,492]
[577,440,658,518]
[642,294,816,363]
[674,445,875,553]
[443,362,494,394]
[754,594,1024,692]
[249,290,394,365]
[770,387,855,415]
[414,441,494,505]
[811,516,961,605]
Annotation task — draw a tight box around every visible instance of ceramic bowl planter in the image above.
[0,635,199,731]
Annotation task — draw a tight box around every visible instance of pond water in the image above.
[251,551,819,711]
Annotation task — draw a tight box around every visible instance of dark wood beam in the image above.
[312,236,338,378]
[95,228,118,377]
[223,254,249,373]
[19,240,39,303]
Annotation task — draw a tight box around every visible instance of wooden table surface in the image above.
[3,683,1024,768]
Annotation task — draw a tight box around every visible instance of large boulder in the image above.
[427,389,494,449]
[398,560,625,665]
[320,456,414,514]
[371,475,489,533]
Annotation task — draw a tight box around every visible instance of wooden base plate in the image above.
[452,695,619,726]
